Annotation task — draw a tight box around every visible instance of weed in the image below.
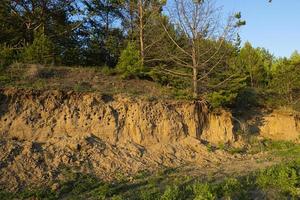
[160,185,181,200]
[249,139,300,159]
[111,195,124,200]
[139,187,160,200]
[0,75,11,85]
[115,171,128,183]
[73,81,94,92]
[256,163,300,198]
[191,183,215,200]
[134,170,151,180]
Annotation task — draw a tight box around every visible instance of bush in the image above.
[207,90,237,109]
[139,187,160,200]
[219,178,243,198]
[116,42,145,79]
[192,183,215,200]
[21,31,54,64]
[256,164,299,198]
[100,65,116,75]
[0,44,15,71]
[235,87,258,109]
[0,75,11,85]
[160,185,181,200]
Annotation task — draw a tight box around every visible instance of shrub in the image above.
[111,195,124,200]
[0,75,11,85]
[219,178,243,198]
[139,187,160,200]
[160,185,181,200]
[21,31,54,64]
[100,65,116,75]
[0,44,15,71]
[235,87,258,109]
[256,164,299,198]
[207,90,237,109]
[192,183,215,200]
[116,42,145,79]
[74,82,93,92]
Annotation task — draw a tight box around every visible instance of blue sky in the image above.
[166,0,300,57]
[218,0,300,57]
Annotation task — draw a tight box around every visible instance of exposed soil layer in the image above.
[0,88,299,191]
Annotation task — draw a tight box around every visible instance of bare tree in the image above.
[123,0,166,65]
[161,0,244,98]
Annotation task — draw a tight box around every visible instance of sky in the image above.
[218,0,300,57]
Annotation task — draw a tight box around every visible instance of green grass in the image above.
[248,139,300,159]
[2,159,300,200]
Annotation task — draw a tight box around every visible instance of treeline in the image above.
[0,0,299,109]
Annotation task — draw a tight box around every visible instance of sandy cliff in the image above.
[0,88,299,190]
[0,88,235,146]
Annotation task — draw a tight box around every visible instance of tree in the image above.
[122,0,166,65]
[0,0,82,65]
[116,42,144,78]
[161,0,245,98]
[237,42,271,88]
[21,29,54,64]
[81,0,124,66]
[0,1,25,46]
[270,52,300,105]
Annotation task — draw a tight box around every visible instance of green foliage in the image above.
[148,69,171,86]
[111,195,124,200]
[2,158,300,199]
[160,185,181,200]
[117,42,145,79]
[192,183,215,200]
[269,53,300,105]
[206,54,248,109]
[248,139,300,157]
[171,88,193,100]
[237,42,271,88]
[256,163,300,198]
[73,81,94,92]
[139,187,160,200]
[0,44,15,70]
[100,65,117,75]
[235,87,259,109]
[21,31,54,64]
[207,90,238,109]
[219,178,243,198]
[0,75,11,85]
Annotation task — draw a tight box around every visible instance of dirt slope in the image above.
[0,88,299,191]
[0,88,235,145]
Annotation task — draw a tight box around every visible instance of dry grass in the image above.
[1,63,178,99]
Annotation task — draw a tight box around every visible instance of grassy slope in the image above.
[0,64,191,100]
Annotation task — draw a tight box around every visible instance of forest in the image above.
[0,0,300,110]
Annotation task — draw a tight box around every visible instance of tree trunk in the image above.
[192,43,198,99]
[138,0,144,65]
[129,1,134,41]
[193,67,198,99]
[105,2,109,65]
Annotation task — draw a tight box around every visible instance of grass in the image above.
[0,64,189,100]
[2,158,300,200]
[248,139,300,158]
